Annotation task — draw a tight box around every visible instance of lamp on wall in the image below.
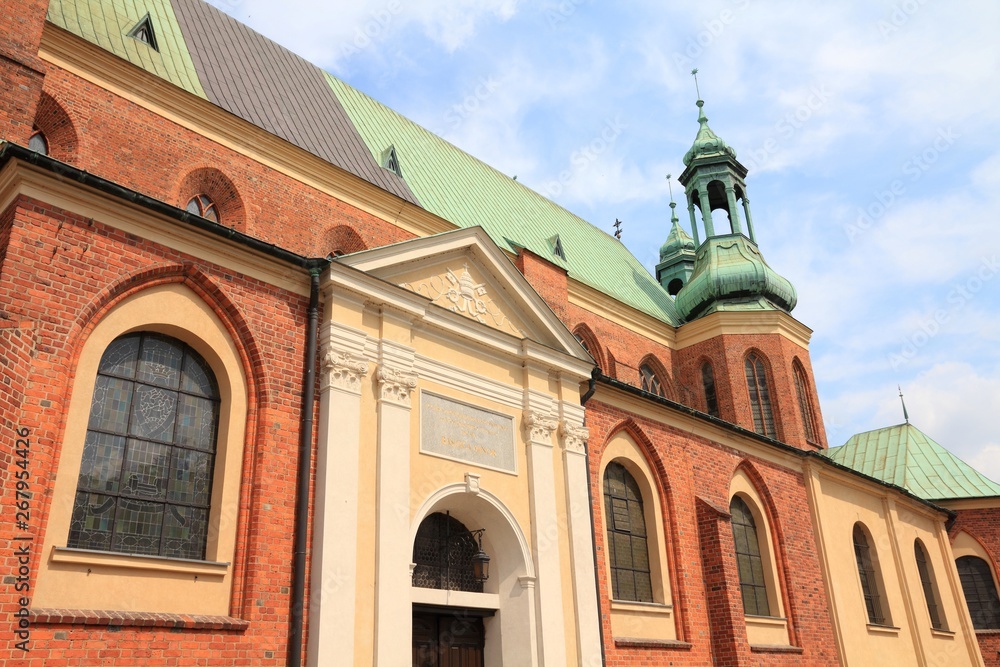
[470,529,490,583]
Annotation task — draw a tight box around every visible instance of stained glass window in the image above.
[956,555,1000,629]
[854,524,888,625]
[640,363,664,398]
[604,462,654,602]
[914,540,944,630]
[68,333,219,560]
[730,496,770,616]
[745,354,775,437]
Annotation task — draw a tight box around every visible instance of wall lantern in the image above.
[470,529,490,583]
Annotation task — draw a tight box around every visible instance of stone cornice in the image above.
[675,310,813,349]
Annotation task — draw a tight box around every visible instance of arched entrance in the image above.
[410,484,538,667]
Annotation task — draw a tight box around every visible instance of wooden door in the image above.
[412,611,484,667]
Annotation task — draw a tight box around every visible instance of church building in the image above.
[1,0,997,665]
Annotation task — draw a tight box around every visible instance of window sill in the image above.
[30,608,248,631]
[614,637,691,650]
[866,623,901,636]
[930,628,956,638]
[51,547,229,578]
[750,644,803,654]
[611,600,673,614]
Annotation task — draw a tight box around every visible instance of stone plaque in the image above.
[420,391,516,474]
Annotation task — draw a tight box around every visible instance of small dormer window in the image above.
[381,145,402,177]
[548,234,566,261]
[127,14,159,52]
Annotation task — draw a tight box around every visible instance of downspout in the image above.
[580,367,607,666]
[289,268,321,667]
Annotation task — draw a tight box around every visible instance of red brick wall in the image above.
[0,0,47,145]
[0,195,315,666]
[951,509,1000,667]
[37,65,414,257]
[586,401,840,666]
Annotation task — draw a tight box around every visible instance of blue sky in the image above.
[208,0,1000,482]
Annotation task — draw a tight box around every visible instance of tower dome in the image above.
[682,100,736,166]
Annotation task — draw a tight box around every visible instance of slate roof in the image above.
[824,423,1000,501]
[45,0,680,325]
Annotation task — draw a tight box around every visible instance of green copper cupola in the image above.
[656,180,696,296]
[674,99,797,321]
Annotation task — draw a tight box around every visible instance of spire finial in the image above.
[667,174,679,223]
[898,385,910,424]
[613,218,623,240]
[691,68,702,101]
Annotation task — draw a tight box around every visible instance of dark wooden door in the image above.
[412,611,485,667]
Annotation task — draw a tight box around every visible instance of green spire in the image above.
[683,100,737,167]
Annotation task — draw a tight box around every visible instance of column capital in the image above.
[560,422,589,455]
[377,365,418,406]
[523,410,559,446]
[321,350,369,394]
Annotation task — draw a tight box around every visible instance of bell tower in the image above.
[673,96,797,322]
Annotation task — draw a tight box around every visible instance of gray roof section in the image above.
[170,0,418,205]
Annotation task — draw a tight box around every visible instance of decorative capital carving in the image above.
[321,350,369,394]
[560,422,589,455]
[524,410,558,445]
[377,365,417,405]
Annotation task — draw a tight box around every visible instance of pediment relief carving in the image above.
[400,264,523,337]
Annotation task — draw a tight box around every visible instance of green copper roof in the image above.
[327,75,680,325]
[674,234,797,321]
[824,423,1000,501]
[682,100,736,167]
[48,0,206,98]
[660,215,695,261]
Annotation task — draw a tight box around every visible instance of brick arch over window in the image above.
[638,354,674,400]
[325,224,368,256]
[176,167,246,231]
[572,323,606,370]
[32,91,79,162]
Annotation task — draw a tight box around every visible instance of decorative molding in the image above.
[560,423,589,455]
[465,473,481,495]
[518,575,537,590]
[523,411,559,446]
[377,365,418,405]
[400,265,521,336]
[320,350,369,394]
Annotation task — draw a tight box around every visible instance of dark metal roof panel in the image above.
[170,0,418,205]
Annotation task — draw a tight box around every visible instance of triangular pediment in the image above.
[338,227,589,360]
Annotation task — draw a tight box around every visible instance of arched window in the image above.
[604,461,653,602]
[702,362,719,417]
[67,333,220,560]
[639,363,664,397]
[956,555,1000,629]
[793,361,818,443]
[914,540,944,630]
[412,512,484,593]
[730,496,770,616]
[853,523,889,625]
[574,332,590,354]
[29,127,48,155]
[745,353,775,437]
[186,194,219,223]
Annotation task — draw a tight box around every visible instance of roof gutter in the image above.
[0,143,332,663]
